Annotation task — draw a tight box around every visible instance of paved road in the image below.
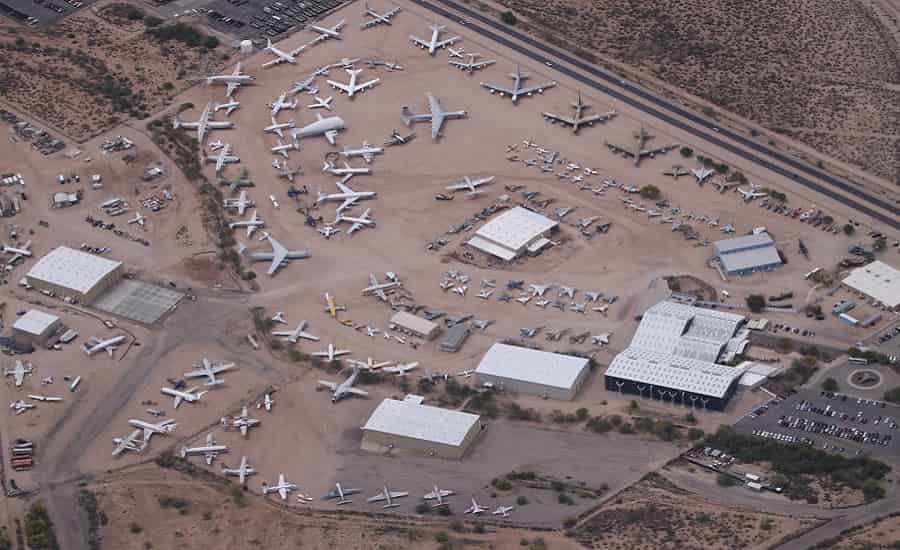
[411,0,900,232]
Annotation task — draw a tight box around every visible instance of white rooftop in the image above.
[842,260,900,309]
[476,343,589,390]
[362,398,480,447]
[27,246,121,294]
[469,207,557,256]
[631,301,745,363]
[713,232,774,254]
[12,309,59,335]
[606,348,744,398]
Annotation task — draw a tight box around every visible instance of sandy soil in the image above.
[819,512,900,548]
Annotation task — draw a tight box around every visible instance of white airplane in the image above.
[738,184,768,202]
[445,175,494,196]
[327,68,380,98]
[663,165,690,179]
[318,225,340,239]
[4,361,32,387]
[447,46,465,58]
[82,335,126,357]
[206,62,254,97]
[271,311,286,324]
[289,73,320,96]
[229,209,265,238]
[223,190,254,216]
[340,142,383,163]
[410,23,460,55]
[10,400,35,415]
[316,180,377,213]
[264,116,295,139]
[464,498,487,515]
[481,65,557,104]
[112,429,145,456]
[238,234,310,276]
[206,142,239,174]
[222,455,255,485]
[323,159,372,177]
[449,53,496,74]
[307,96,333,110]
[360,2,401,28]
[262,474,297,500]
[529,283,553,297]
[542,91,615,133]
[367,485,408,508]
[309,19,346,40]
[313,343,352,363]
[127,212,145,227]
[423,485,454,508]
[173,103,234,143]
[321,482,363,506]
[1,241,32,264]
[381,361,418,376]
[129,418,178,442]
[317,367,367,403]
[335,208,375,234]
[161,386,208,409]
[401,93,467,139]
[346,357,391,370]
[290,114,345,145]
[692,167,715,184]
[213,100,240,116]
[271,139,299,159]
[184,357,236,386]
[180,433,229,465]
[263,38,307,67]
[226,405,260,437]
[361,273,401,300]
[272,320,320,343]
[269,93,298,116]
[258,392,274,412]
[605,125,676,166]
[493,505,514,518]
[385,128,416,146]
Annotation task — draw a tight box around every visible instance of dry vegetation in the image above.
[495,0,900,183]
[813,512,900,549]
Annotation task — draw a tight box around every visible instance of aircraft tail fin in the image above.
[400,106,413,126]
[172,116,182,129]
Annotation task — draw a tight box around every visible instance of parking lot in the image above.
[0,0,90,28]
[733,388,899,463]
[195,0,346,39]
[872,321,900,363]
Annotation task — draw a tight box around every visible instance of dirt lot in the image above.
[816,512,900,549]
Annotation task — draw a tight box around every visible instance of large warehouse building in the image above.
[475,343,590,400]
[12,309,61,348]
[842,260,900,311]
[467,206,558,261]
[604,301,749,411]
[26,246,123,303]
[361,395,482,459]
[713,232,782,276]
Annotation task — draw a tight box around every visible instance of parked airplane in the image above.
[222,455,255,485]
[605,125,677,166]
[401,94,467,139]
[317,366,367,402]
[129,418,177,442]
[445,175,494,196]
[738,184,768,202]
[307,96,333,110]
[410,23,460,55]
[309,19,346,40]
[263,38,306,67]
[360,2,401,28]
[313,343,352,363]
[161,386,207,409]
[691,167,715,184]
[128,212,146,227]
[529,283,553,297]
[327,68,380,98]
[229,209,265,237]
[361,273,401,300]
[264,116,295,139]
[423,485,454,508]
[223,190,254,216]
[323,159,372,178]
[481,65,557,104]
[206,62,254,97]
[180,433,228,465]
[335,208,375,234]
[340,142,383,163]
[663,165,690,179]
[317,180,377,213]
[464,498,487,515]
[4,361,32,387]
[112,429,145,456]
[346,357,391,370]
[184,357,236,386]
[213,100,240,116]
[449,52,496,74]
[385,128,416,146]
[272,320,320,343]
[271,139,299,159]
[10,400,35,415]
[238,234,310,276]
[173,103,234,143]
[289,73,320,95]
[381,361,418,376]
[206,142,239,174]
[322,482,362,504]
[493,505,514,517]
[269,93,298,116]
[447,46,465,58]
[541,91,615,133]
[226,405,260,437]
[290,113,345,145]
[82,335,125,357]
[1,240,32,264]
[262,474,297,500]
[258,392,274,411]
[367,485,408,508]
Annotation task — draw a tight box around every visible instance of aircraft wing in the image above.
[480,83,515,95]
[367,493,388,503]
[435,37,459,49]
[347,387,369,396]
[337,197,359,212]
[267,238,289,275]
[638,147,671,158]
[335,180,354,194]
[542,112,576,125]
[430,112,445,140]
[368,273,378,286]
[317,380,338,390]
[226,82,239,97]
[410,36,431,49]
[324,130,339,145]
[327,80,352,94]
[517,83,556,96]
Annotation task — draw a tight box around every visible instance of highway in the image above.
[411,0,900,232]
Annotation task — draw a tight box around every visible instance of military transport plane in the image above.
[263,38,307,67]
[322,483,362,505]
[410,23,460,55]
[317,366,367,402]
[401,94,467,139]
[228,209,265,237]
[541,91,615,133]
[309,19,346,40]
[327,68,380,98]
[263,474,297,500]
[238,234,310,276]
[205,142,239,174]
[361,273,401,300]
[480,65,557,104]
[4,361,32,387]
[222,455,255,485]
[112,429,145,457]
[445,175,494,196]
[264,116,295,138]
[340,142,383,163]
[449,53,496,74]
[317,180,377,213]
[334,208,375,234]
[180,433,228,465]
[272,320,320,343]
[290,114,345,145]
[184,357,236,386]
[173,103,234,143]
[206,62,254,97]
[360,2,401,28]
[367,486,408,508]
[605,125,678,166]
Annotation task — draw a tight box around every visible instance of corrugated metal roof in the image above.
[605,348,744,398]
[389,311,439,336]
[476,343,589,390]
[27,246,121,294]
[713,232,774,254]
[362,398,480,446]
[842,260,900,308]
[631,301,744,363]
[718,246,782,273]
[12,309,59,335]
[471,207,557,253]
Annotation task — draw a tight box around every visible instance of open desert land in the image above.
[812,512,900,549]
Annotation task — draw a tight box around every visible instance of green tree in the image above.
[716,473,739,487]
[680,146,694,158]
[821,377,838,392]
[843,224,855,236]
[746,294,766,313]
[639,184,660,200]
[500,10,518,25]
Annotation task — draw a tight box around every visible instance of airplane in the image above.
[161,387,207,409]
[322,482,362,505]
[361,273,401,300]
[112,429,145,456]
[453,285,467,296]
[691,167,715,184]
[318,225,340,238]
[309,19,346,41]
[264,116,295,139]
[458,369,475,378]
[173,103,234,143]
[205,142,239,174]
[307,96,333,110]
[10,400,35,415]
[381,361,418,376]
[558,286,576,299]
[327,68,380,98]
[317,180,377,213]
[423,485,454,508]
[206,62,254,97]
[541,91,615,133]
[384,129,416,146]
[289,73,320,96]
[317,367,368,402]
[368,59,403,71]
[447,46,465,58]
[529,283,553,297]
[223,190,254,216]
[184,357,236,386]
[4,361,32,387]
[129,418,177,443]
[335,208,376,234]
[346,357,391,370]
[323,159,372,178]
[269,93,298,117]
[271,139,299,159]
[213,100,240,116]
[605,125,677,166]
[401,94,467,139]
[258,392,274,411]
[82,335,126,357]
[222,455,255,485]
[229,209,265,238]
[410,23,460,55]
[127,212,145,227]
[1,240,32,264]
[449,52,496,74]
[711,179,742,193]
[738,184,768,202]
[493,505,514,518]
[571,302,586,313]
[262,474,297,500]
[274,160,302,182]
[340,142,383,163]
[263,38,307,67]
[360,2,401,28]
[239,234,311,276]
[464,498,487,515]
[225,405,260,437]
[445,175,494,196]
[180,433,229,465]
[721,223,736,234]
[367,485,408,508]
[313,342,352,363]
[591,331,612,346]
[290,114,345,145]
[480,65,557,104]
[663,165,690,179]
[477,289,493,299]
[516,294,533,306]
